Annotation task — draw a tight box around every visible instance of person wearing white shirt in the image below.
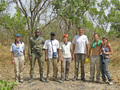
[43,32,59,82]
[10,34,25,83]
[72,27,89,81]
[59,34,72,83]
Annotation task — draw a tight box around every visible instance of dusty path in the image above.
[0,46,120,90]
[3,60,120,90]
[13,79,120,90]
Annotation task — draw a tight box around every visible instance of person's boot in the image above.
[28,75,33,83]
[65,77,70,81]
[40,69,46,82]
[72,76,78,81]
[72,78,77,81]
[52,76,58,81]
[40,74,45,82]
[46,78,49,83]
[40,78,45,82]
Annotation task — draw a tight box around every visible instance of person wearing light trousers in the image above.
[88,33,102,83]
[60,34,72,83]
[10,34,25,83]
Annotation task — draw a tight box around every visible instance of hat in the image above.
[63,34,68,38]
[51,32,55,35]
[16,34,21,37]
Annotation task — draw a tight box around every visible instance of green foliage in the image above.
[116,45,120,51]
[0,80,18,90]
[52,0,96,29]
[0,0,7,12]
[107,0,120,33]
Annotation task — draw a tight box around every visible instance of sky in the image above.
[7,0,111,31]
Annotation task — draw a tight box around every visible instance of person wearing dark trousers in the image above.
[72,27,89,81]
[100,37,113,85]
[28,29,45,83]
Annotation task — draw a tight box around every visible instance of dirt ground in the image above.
[0,45,120,90]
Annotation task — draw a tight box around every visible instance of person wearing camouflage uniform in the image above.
[28,29,45,83]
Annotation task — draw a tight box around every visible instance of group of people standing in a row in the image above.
[10,27,113,85]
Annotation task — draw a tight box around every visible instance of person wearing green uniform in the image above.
[28,29,45,83]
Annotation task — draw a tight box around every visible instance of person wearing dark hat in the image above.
[43,32,59,82]
[100,37,113,85]
[10,34,25,83]
[59,34,72,83]
[28,29,45,83]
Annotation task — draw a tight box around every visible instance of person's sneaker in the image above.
[96,80,100,83]
[109,81,113,85]
[89,80,94,82]
[52,77,58,81]
[15,80,19,83]
[59,80,64,83]
[46,78,49,83]
[28,78,33,83]
[20,81,24,83]
[65,78,70,81]
[40,78,46,82]
[101,80,106,84]
[81,78,86,82]
[72,78,77,81]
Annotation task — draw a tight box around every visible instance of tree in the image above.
[108,0,120,37]
[12,0,56,35]
[88,0,111,36]
[0,0,6,12]
[52,0,96,34]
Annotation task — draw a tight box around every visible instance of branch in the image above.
[34,0,48,20]
[42,17,57,30]
[35,7,48,28]
[33,1,50,25]
[18,0,27,17]
[13,0,30,31]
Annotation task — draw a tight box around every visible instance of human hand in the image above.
[72,54,75,61]
[12,59,15,64]
[57,58,59,62]
[29,56,32,61]
[45,57,48,61]
[103,50,106,54]
[61,58,63,62]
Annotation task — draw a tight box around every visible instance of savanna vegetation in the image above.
[0,0,120,89]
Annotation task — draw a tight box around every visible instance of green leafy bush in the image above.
[0,80,18,90]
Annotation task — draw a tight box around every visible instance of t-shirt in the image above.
[10,42,25,57]
[72,35,89,54]
[60,42,72,58]
[43,39,59,59]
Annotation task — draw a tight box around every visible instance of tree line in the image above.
[0,0,120,45]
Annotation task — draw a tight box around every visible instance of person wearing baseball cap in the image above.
[10,34,25,83]
[16,34,21,37]
[59,34,72,83]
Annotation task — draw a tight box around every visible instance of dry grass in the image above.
[0,40,120,86]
